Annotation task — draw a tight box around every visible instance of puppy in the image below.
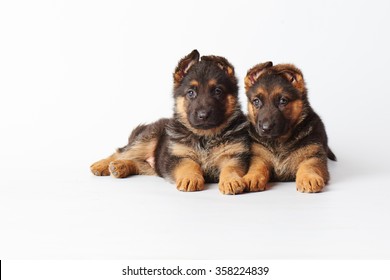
[90,50,250,194]
[243,61,336,193]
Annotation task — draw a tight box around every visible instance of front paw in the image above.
[219,176,246,195]
[176,175,205,192]
[90,160,110,176]
[243,174,267,192]
[296,173,325,193]
[109,160,130,178]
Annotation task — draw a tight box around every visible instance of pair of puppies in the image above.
[90,50,336,194]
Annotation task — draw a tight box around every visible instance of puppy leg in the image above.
[243,143,271,192]
[218,158,246,195]
[173,159,205,192]
[296,157,329,193]
[109,159,139,178]
[90,147,153,178]
[243,157,270,192]
[90,154,116,176]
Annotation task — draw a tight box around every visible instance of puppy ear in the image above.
[174,49,200,85]
[274,64,305,92]
[244,61,273,90]
[201,55,235,77]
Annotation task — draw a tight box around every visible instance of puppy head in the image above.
[173,50,239,134]
[245,62,307,138]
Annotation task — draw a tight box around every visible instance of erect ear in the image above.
[273,64,305,92]
[244,61,273,90]
[200,55,235,77]
[173,49,200,85]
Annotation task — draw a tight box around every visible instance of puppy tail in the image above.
[327,147,337,161]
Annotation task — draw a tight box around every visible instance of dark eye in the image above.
[279,97,289,106]
[252,98,262,108]
[214,87,223,96]
[187,89,197,99]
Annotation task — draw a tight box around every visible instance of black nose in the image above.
[261,121,273,133]
[197,110,210,120]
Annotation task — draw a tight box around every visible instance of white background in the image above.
[1,0,390,259]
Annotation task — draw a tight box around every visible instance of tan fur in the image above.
[173,158,204,192]
[244,76,252,91]
[208,79,217,87]
[272,64,305,93]
[170,141,246,175]
[284,99,303,126]
[296,157,328,193]
[174,72,182,86]
[271,85,284,94]
[247,100,258,127]
[170,139,247,194]
[109,159,139,178]
[280,144,323,174]
[90,139,157,178]
[264,86,304,127]
[245,62,305,93]
[170,142,198,159]
[244,61,273,90]
[272,144,325,181]
[225,94,237,119]
[190,80,199,87]
[173,50,199,87]
[246,86,266,126]
[226,66,234,76]
[90,154,116,176]
[245,143,328,192]
[117,140,156,162]
[218,158,246,195]
[243,143,272,192]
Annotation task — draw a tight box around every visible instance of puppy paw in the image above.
[219,176,246,195]
[90,160,110,176]
[109,160,130,178]
[296,173,325,193]
[176,175,205,192]
[243,174,267,192]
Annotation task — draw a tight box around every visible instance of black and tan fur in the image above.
[90,50,250,194]
[243,61,336,193]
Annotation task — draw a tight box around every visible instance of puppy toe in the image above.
[243,174,267,192]
[219,176,245,195]
[90,161,110,176]
[109,160,130,178]
[176,176,205,192]
[296,174,325,193]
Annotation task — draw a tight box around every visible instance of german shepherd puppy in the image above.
[90,50,250,194]
[243,61,336,193]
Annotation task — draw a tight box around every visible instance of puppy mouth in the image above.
[256,125,282,138]
[189,112,224,130]
[257,130,276,138]
[190,121,221,130]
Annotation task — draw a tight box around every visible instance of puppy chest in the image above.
[171,141,243,175]
[254,144,298,181]
[170,141,216,163]
[271,153,300,181]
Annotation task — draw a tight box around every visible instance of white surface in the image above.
[1,0,390,259]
